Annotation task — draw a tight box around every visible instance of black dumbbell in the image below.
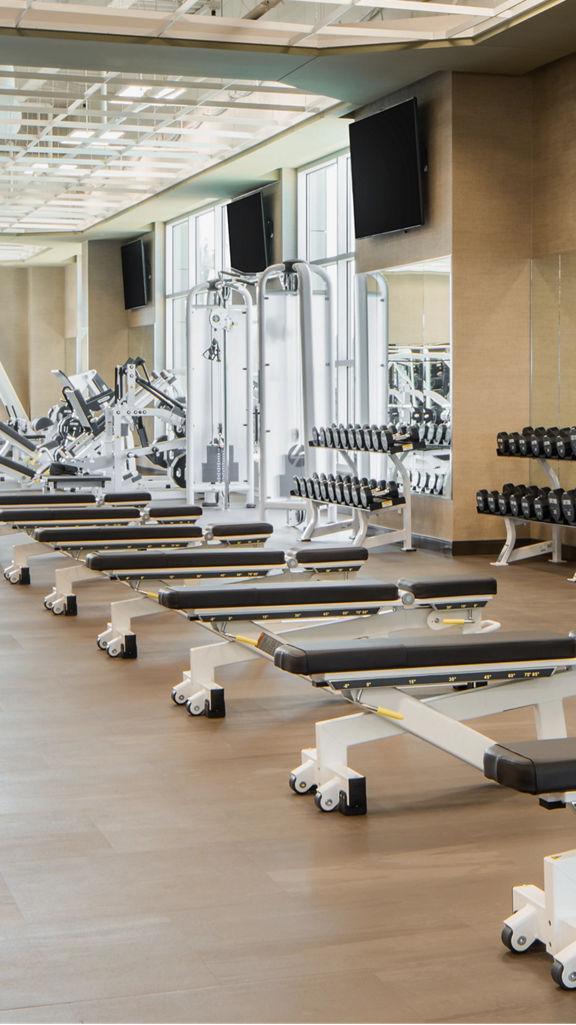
[542,428,565,459]
[318,427,327,447]
[561,489,576,523]
[476,489,490,513]
[508,427,533,456]
[569,427,576,458]
[520,486,550,519]
[488,483,515,514]
[509,485,537,517]
[496,431,510,456]
[548,489,566,523]
[556,430,574,459]
[533,489,561,521]
[291,476,303,497]
[527,427,548,457]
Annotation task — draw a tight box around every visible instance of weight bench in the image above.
[160,576,499,717]
[0,501,206,584]
[93,548,370,658]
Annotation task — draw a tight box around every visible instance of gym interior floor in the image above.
[0,523,575,1024]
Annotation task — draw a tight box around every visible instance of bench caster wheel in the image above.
[6,569,23,584]
[289,768,316,795]
[172,689,187,705]
[501,924,532,953]
[314,789,338,813]
[107,643,122,658]
[552,960,576,989]
[97,637,108,651]
[51,601,66,616]
[43,598,53,611]
[187,698,205,717]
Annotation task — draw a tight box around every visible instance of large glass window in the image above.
[297,152,356,422]
[165,204,229,373]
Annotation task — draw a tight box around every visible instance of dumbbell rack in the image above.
[300,443,414,550]
[491,456,564,567]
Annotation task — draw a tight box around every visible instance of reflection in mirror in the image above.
[357,255,452,498]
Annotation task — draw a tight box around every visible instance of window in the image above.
[165,204,230,373]
[297,152,356,422]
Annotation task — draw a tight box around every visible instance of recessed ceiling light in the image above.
[70,129,95,139]
[101,130,124,140]
[118,85,150,99]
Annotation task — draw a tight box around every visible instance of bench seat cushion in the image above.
[397,576,498,599]
[86,549,286,571]
[158,581,399,611]
[210,522,273,537]
[273,632,576,676]
[0,492,97,505]
[147,504,202,519]
[484,739,576,794]
[294,547,368,565]
[0,507,139,523]
[34,525,203,544]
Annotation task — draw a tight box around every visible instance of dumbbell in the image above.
[360,480,399,509]
[311,427,319,447]
[542,428,567,459]
[556,430,574,459]
[486,483,515,514]
[524,426,541,455]
[548,489,567,523]
[318,475,330,502]
[507,427,533,456]
[433,474,446,496]
[561,489,576,524]
[533,489,561,522]
[509,485,538,517]
[318,427,327,447]
[569,428,576,458]
[326,475,337,502]
[476,489,490,513]
[292,476,304,497]
[496,432,510,456]
[342,476,354,505]
[520,486,550,519]
[434,424,446,446]
[333,475,345,503]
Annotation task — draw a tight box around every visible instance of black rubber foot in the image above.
[339,776,367,816]
[205,689,226,718]
[19,567,30,585]
[122,633,138,659]
[64,595,78,617]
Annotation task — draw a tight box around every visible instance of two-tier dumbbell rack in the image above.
[491,454,566,567]
[300,438,414,550]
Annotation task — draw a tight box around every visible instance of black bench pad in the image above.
[86,549,286,571]
[273,632,576,676]
[147,504,202,519]
[0,507,140,523]
[294,547,368,565]
[158,581,399,611]
[210,522,273,537]
[0,492,97,505]
[397,576,498,599]
[484,739,576,794]
[34,525,203,544]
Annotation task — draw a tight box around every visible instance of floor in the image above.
[0,523,576,1023]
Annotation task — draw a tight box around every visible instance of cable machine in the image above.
[258,259,335,518]
[185,274,256,509]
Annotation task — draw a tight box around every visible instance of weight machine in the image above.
[258,260,335,518]
[184,275,256,509]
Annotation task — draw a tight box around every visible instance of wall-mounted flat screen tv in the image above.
[227,191,268,274]
[349,97,425,240]
[121,238,149,310]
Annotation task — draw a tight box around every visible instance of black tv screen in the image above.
[121,239,149,310]
[349,98,424,240]
[227,192,268,274]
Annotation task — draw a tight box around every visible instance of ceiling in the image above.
[0,0,573,261]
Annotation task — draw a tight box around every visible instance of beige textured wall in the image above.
[0,268,29,414]
[532,53,576,259]
[27,268,67,418]
[87,240,131,385]
[451,74,533,542]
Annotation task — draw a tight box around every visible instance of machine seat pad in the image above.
[273,631,576,676]
[294,547,368,564]
[103,492,151,504]
[0,492,97,505]
[33,525,203,543]
[210,522,273,537]
[484,739,576,794]
[0,506,139,522]
[158,581,399,611]
[147,504,202,519]
[86,549,286,571]
[397,576,498,599]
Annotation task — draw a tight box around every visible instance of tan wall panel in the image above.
[354,72,452,274]
[533,53,576,258]
[451,74,532,542]
[27,268,67,418]
[87,239,130,385]
[0,268,29,415]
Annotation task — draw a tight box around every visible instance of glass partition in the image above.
[530,252,576,492]
[359,255,452,497]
